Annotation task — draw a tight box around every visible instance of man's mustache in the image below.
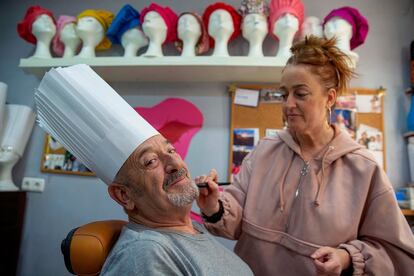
[164,167,187,188]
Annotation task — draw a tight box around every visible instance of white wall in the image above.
[0,0,413,275]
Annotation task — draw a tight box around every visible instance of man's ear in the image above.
[108,183,135,211]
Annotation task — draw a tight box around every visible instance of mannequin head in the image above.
[121,28,148,47]
[300,16,323,39]
[324,16,353,42]
[17,5,56,44]
[208,9,234,40]
[0,147,20,191]
[106,4,148,57]
[269,0,304,39]
[323,6,369,50]
[202,2,241,49]
[76,16,105,47]
[178,14,202,42]
[52,15,80,57]
[61,23,80,46]
[142,11,168,44]
[175,12,209,56]
[242,13,268,42]
[121,28,148,56]
[106,4,148,49]
[0,147,19,163]
[323,16,359,67]
[76,9,114,56]
[140,3,178,45]
[32,14,56,41]
[0,105,35,191]
[273,13,299,39]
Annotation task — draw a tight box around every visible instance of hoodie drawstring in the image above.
[279,153,295,212]
[314,145,335,207]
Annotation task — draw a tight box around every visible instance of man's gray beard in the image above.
[167,181,199,207]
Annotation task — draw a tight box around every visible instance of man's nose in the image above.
[164,155,182,174]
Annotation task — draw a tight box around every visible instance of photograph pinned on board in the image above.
[231,128,259,178]
[331,109,356,139]
[356,124,384,168]
[41,134,94,176]
[356,94,382,113]
[336,93,356,109]
[259,88,284,103]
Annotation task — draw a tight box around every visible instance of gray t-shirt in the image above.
[101,222,253,276]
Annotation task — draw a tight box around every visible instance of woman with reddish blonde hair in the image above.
[197,36,414,275]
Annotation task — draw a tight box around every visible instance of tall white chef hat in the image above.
[35,64,159,184]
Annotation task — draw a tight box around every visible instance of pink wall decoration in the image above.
[134,98,204,159]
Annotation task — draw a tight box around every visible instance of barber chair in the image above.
[61,212,202,275]
[61,220,127,276]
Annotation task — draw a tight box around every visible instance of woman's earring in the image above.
[328,106,332,125]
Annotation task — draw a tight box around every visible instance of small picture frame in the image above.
[259,88,284,103]
[40,134,95,176]
[331,109,357,139]
[231,128,259,180]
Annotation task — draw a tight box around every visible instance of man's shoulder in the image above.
[101,227,185,275]
[114,225,175,251]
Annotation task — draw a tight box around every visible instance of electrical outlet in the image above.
[21,177,45,192]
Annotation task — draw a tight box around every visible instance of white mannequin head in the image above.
[142,11,167,57]
[324,16,358,67]
[273,13,299,62]
[0,147,20,191]
[120,27,149,57]
[32,14,56,42]
[76,16,105,57]
[0,105,35,191]
[178,14,201,43]
[60,23,81,57]
[242,13,268,57]
[301,16,323,39]
[208,9,234,57]
[273,13,299,39]
[324,16,353,48]
[242,13,267,41]
[31,14,56,58]
[142,11,167,44]
[208,9,234,42]
[177,14,201,57]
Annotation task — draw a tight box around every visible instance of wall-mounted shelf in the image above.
[19,56,284,83]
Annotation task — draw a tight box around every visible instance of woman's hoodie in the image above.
[205,126,414,275]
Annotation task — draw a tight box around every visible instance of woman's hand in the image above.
[311,247,351,276]
[195,169,220,216]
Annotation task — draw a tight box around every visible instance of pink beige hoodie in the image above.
[205,127,414,275]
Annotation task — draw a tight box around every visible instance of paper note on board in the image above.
[234,88,259,107]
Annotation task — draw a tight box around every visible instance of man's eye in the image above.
[144,159,156,167]
[168,148,176,154]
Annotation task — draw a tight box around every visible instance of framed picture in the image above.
[40,134,95,176]
[330,109,357,139]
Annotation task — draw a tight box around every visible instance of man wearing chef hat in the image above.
[35,64,252,275]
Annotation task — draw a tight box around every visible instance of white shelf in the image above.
[19,56,284,83]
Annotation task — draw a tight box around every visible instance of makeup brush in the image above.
[196,182,231,188]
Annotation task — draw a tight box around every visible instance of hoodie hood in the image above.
[276,125,364,165]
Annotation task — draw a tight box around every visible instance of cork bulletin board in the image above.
[228,85,386,179]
